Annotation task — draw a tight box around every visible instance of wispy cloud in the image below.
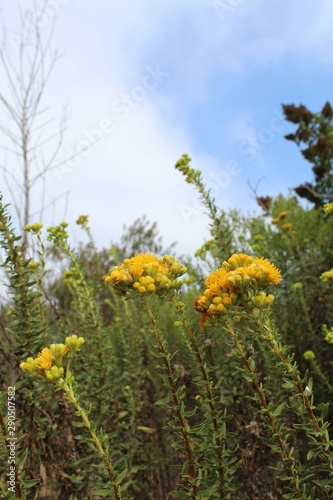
[1,1,333,255]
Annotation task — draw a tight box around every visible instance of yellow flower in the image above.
[76,215,89,225]
[124,253,159,279]
[194,253,282,326]
[205,268,233,291]
[249,257,282,285]
[282,222,293,230]
[277,211,288,220]
[194,269,238,319]
[105,269,128,284]
[36,348,53,370]
[105,253,186,296]
[272,212,288,224]
[20,339,80,382]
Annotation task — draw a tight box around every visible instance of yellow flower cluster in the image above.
[76,214,89,226]
[105,253,187,296]
[24,222,43,233]
[323,325,333,344]
[320,269,333,282]
[194,253,281,325]
[27,261,41,271]
[20,335,85,382]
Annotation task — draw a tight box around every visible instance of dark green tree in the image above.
[282,102,333,207]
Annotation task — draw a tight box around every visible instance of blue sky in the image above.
[1,0,333,256]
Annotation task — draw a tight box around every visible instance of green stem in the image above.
[142,297,198,498]
[64,242,104,410]
[60,379,122,499]
[260,322,332,458]
[311,359,333,395]
[172,298,226,498]
[225,323,303,498]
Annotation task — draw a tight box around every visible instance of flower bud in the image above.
[65,335,85,353]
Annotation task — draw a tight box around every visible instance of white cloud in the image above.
[54,97,213,255]
[1,0,333,258]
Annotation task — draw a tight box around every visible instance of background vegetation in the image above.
[0,101,333,499]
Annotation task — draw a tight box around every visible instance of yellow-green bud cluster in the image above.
[194,239,216,259]
[320,269,333,282]
[20,335,85,382]
[326,332,333,344]
[45,366,65,381]
[174,154,202,185]
[322,324,333,345]
[24,222,43,233]
[65,334,85,353]
[303,350,315,361]
[47,222,69,246]
[105,253,187,297]
[194,253,282,327]
[250,291,275,308]
[76,214,89,226]
[27,261,41,271]
[63,269,74,280]
[323,203,333,217]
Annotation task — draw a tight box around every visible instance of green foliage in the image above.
[248,194,333,410]
[0,140,333,499]
[283,101,333,206]
[112,214,177,260]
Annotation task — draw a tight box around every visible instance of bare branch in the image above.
[30,189,72,219]
[0,0,69,252]
[247,176,267,201]
[300,184,333,201]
